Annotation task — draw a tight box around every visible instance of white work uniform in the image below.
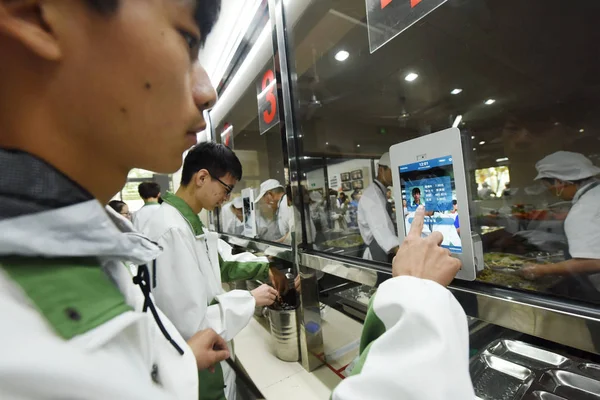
[256,210,280,241]
[0,200,198,400]
[331,276,475,399]
[564,181,600,289]
[142,193,270,399]
[565,181,600,260]
[133,202,161,231]
[358,180,400,261]
[276,194,293,242]
[221,201,244,235]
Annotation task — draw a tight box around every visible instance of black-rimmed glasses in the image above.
[211,174,234,196]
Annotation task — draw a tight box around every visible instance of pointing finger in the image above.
[408,205,425,240]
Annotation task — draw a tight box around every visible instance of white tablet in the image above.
[390,127,478,281]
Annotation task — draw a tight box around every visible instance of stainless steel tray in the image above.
[335,285,376,314]
[486,340,569,370]
[472,340,600,400]
[471,354,534,399]
[539,370,600,399]
[525,391,567,400]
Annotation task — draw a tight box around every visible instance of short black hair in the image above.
[412,187,421,195]
[181,142,242,186]
[84,0,221,47]
[452,199,457,205]
[108,200,127,214]
[138,182,161,199]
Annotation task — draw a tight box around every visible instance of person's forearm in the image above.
[539,258,600,276]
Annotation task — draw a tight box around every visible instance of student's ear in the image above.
[0,0,61,61]
[195,170,210,187]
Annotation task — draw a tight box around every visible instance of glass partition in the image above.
[284,0,600,304]
[213,58,289,244]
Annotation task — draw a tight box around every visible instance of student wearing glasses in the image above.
[141,142,287,399]
[108,200,132,221]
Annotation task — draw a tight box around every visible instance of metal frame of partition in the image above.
[268,0,325,372]
[210,0,600,374]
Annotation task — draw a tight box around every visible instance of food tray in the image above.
[539,371,600,399]
[486,340,569,370]
[335,285,376,314]
[478,253,562,292]
[471,354,534,399]
[472,340,600,400]
[322,233,364,250]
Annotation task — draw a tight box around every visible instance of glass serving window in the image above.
[284,0,600,304]
[213,55,288,243]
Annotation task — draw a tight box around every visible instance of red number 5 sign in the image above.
[256,67,280,134]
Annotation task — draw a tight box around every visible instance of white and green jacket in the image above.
[332,276,475,399]
[0,149,198,399]
[142,192,271,400]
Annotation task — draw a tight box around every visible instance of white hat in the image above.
[255,179,283,203]
[232,197,243,208]
[309,191,323,202]
[535,151,600,181]
[378,152,391,168]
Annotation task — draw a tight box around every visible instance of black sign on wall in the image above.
[365,0,448,53]
[256,67,280,135]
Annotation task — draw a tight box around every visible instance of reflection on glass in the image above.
[285,0,600,304]
[221,197,244,235]
[214,52,287,243]
[254,179,292,243]
[357,153,398,263]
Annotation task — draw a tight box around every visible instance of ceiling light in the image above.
[451,88,463,95]
[452,115,463,128]
[334,50,349,62]
[325,142,329,145]
[580,128,585,133]
[357,144,361,147]
[404,72,419,82]
[473,148,476,151]
[484,99,496,105]
[479,141,486,145]
[471,136,475,140]
[496,157,509,162]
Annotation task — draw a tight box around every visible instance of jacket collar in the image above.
[0,149,161,265]
[162,192,204,236]
[573,179,600,204]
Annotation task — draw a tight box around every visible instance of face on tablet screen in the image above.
[399,155,462,254]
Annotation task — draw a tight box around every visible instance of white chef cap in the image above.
[232,197,243,208]
[535,151,600,182]
[378,152,391,168]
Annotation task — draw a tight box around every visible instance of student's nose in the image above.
[192,64,217,114]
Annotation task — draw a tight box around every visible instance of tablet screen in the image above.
[399,155,462,253]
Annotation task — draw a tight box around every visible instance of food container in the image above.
[334,285,376,321]
[267,304,299,362]
[471,339,600,399]
[477,253,561,292]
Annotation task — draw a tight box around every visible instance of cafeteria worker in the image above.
[521,151,600,296]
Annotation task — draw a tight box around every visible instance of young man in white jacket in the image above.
[142,142,288,399]
[0,1,475,398]
[0,0,232,398]
[133,181,162,231]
